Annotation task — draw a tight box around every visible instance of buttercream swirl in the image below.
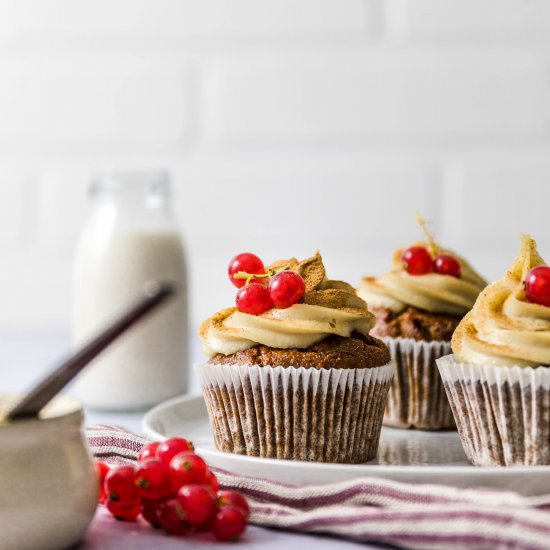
[200,253,375,357]
[452,235,550,367]
[357,241,487,315]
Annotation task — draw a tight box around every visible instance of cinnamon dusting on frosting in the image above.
[452,235,550,367]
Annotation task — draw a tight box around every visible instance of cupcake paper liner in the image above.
[437,354,550,466]
[196,361,395,464]
[383,338,455,430]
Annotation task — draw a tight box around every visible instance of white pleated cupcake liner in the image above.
[196,361,395,464]
[383,338,455,430]
[437,354,550,466]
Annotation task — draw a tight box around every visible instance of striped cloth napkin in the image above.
[87,424,550,550]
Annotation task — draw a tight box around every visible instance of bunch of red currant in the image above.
[96,437,249,542]
[401,246,461,278]
[228,252,306,315]
[525,266,550,307]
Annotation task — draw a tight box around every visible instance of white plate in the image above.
[143,393,550,496]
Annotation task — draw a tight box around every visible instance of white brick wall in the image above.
[0,0,549,330]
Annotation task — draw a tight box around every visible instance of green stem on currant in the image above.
[233,267,286,284]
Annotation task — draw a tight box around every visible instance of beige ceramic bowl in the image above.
[0,393,98,550]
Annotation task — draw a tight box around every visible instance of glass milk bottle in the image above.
[72,171,187,410]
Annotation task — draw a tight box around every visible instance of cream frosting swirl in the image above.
[452,235,550,367]
[200,253,375,357]
[357,241,487,315]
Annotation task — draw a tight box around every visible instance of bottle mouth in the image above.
[90,170,170,198]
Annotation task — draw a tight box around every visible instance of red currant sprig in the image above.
[401,247,461,278]
[525,266,550,307]
[229,253,306,315]
[98,437,249,542]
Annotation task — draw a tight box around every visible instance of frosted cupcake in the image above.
[438,235,550,466]
[357,215,486,429]
[197,252,394,464]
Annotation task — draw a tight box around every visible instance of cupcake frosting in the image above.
[452,235,550,367]
[200,253,375,357]
[358,241,487,315]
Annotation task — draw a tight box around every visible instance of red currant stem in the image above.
[234,267,287,283]
[415,210,440,256]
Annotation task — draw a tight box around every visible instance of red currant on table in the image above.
[138,441,160,462]
[228,253,266,288]
[213,505,247,542]
[106,498,141,521]
[268,271,305,308]
[236,283,273,315]
[402,246,433,275]
[104,465,139,504]
[434,254,461,278]
[141,498,165,528]
[177,484,217,528]
[158,498,190,536]
[525,266,550,307]
[135,459,171,500]
[218,490,250,519]
[156,437,194,466]
[169,451,208,490]
[96,460,110,504]
[204,469,220,493]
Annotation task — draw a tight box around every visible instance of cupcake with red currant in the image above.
[197,252,394,464]
[438,235,550,466]
[357,214,487,430]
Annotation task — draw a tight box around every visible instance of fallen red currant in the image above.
[106,498,141,521]
[158,498,190,536]
[236,283,273,315]
[96,460,110,504]
[177,484,217,528]
[135,459,171,500]
[434,254,461,278]
[138,441,160,463]
[402,246,433,275]
[218,490,250,519]
[169,451,208,490]
[213,505,247,542]
[228,253,266,288]
[141,498,164,528]
[525,266,550,307]
[268,271,305,308]
[204,469,220,493]
[104,465,139,504]
[156,437,194,467]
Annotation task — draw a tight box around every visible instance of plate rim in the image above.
[142,393,550,475]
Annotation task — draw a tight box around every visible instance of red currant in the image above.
[104,465,139,503]
[156,437,194,467]
[204,469,220,493]
[135,459,171,500]
[177,484,217,528]
[236,283,273,315]
[228,253,266,288]
[213,505,247,542]
[268,271,305,308]
[525,266,550,307]
[434,254,461,278]
[402,246,433,275]
[217,490,250,519]
[169,452,208,490]
[158,498,190,536]
[141,498,164,528]
[106,498,141,521]
[96,461,110,504]
[138,441,160,462]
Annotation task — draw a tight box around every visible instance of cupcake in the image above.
[197,252,394,464]
[438,235,550,466]
[357,215,486,430]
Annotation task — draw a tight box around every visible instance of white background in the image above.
[0,0,548,333]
